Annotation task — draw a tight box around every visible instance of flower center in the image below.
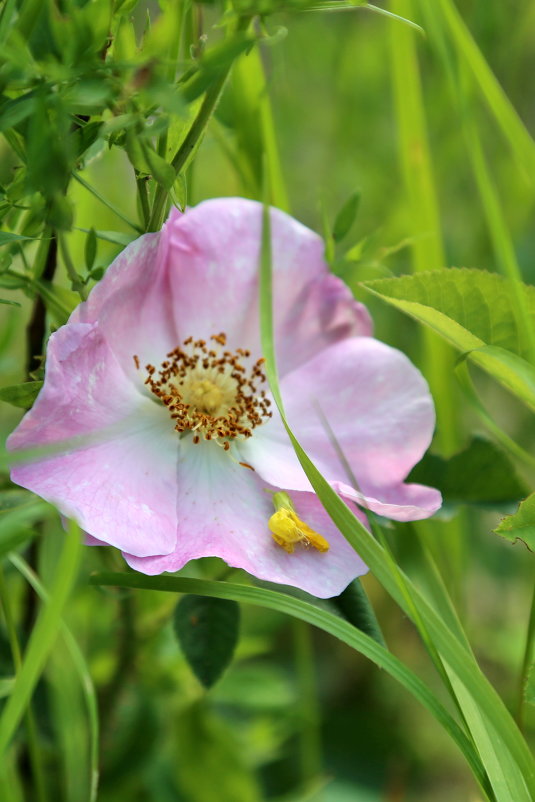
[186,379,225,415]
[139,333,271,450]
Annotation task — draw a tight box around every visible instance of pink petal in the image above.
[8,323,178,557]
[333,481,442,521]
[241,337,441,520]
[124,439,367,598]
[164,198,372,375]
[71,227,178,380]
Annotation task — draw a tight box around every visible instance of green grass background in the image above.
[0,1,534,800]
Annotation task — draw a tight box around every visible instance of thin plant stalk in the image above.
[0,566,48,802]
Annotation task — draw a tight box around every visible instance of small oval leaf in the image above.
[173,595,240,689]
[85,227,97,271]
[0,381,43,409]
[332,191,360,242]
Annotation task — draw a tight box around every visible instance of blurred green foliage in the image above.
[0,1,534,801]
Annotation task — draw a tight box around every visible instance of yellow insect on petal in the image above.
[268,508,329,554]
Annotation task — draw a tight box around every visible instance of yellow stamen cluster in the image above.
[140,333,272,450]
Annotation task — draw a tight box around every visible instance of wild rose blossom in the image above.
[8,199,441,598]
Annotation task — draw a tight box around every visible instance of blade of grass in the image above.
[0,565,48,802]
[389,0,466,602]
[430,0,535,182]
[89,570,491,798]
[9,553,99,802]
[389,0,458,454]
[0,520,82,758]
[258,190,534,799]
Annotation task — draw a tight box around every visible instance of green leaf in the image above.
[525,664,535,706]
[0,381,43,409]
[408,437,528,508]
[0,679,15,700]
[173,595,240,688]
[363,269,535,409]
[332,579,387,647]
[494,493,535,552]
[0,231,35,246]
[125,132,175,190]
[466,345,535,413]
[0,298,20,307]
[76,228,136,247]
[84,228,97,271]
[332,190,360,242]
[363,268,535,359]
[0,93,35,131]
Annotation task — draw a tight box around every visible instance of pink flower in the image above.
[8,199,441,598]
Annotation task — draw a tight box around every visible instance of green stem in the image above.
[72,173,142,233]
[136,176,151,231]
[517,574,535,731]
[0,566,48,802]
[147,15,251,231]
[292,619,323,789]
[57,232,87,300]
[148,75,227,230]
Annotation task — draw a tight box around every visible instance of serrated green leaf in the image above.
[494,494,535,552]
[332,190,360,242]
[363,268,535,359]
[363,269,535,408]
[408,436,528,508]
[174,595,240,688]
[0,381,43,409]
[466,345,535,412]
